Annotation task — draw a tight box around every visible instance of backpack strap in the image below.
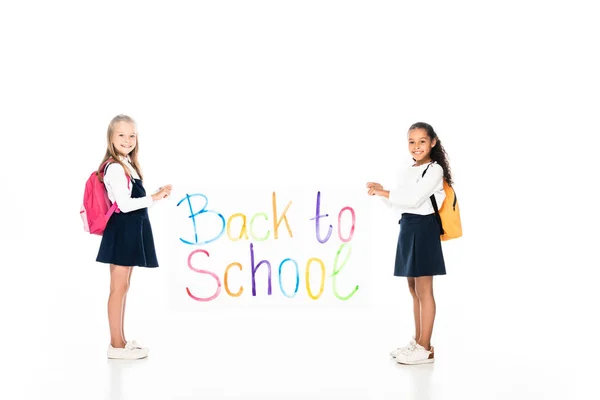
[101,159,131,190]
[421,161,435,178]
[421,162,445,235]
[429,193,444,235]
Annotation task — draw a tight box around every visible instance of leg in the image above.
[108,264,131,348]
[415,276,435,350]
[407,277,420,340]
[120,267,133,344]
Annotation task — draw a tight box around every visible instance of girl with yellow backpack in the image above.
[366,122,461,365]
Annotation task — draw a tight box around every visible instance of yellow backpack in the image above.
[423,164,462,241]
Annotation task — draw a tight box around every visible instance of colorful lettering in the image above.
[177,190,363,302]
[272,192,293,239]
[227,213,248,241]
[278,258,299,298]
[224,262,243,297]
[250,243,272,296]
[305,257,326,300]
[337,206,356,242]
[249,212,270,241]
[177,193,225,245]
[186,249,221,302]
[331,243,359,300]
[310,191,332,244]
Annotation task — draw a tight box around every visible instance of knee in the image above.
[408,281,417,297]
[110,280,130,295]
[415,286,433,301]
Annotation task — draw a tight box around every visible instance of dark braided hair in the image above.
[409,122,453,186]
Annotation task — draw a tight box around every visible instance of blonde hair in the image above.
[97,114,144,181]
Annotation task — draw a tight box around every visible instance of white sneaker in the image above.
[107,341,149,360]
[395,343,434,365]
[390,337,417,358]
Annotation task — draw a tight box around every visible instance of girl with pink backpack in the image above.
[89,114,172,359]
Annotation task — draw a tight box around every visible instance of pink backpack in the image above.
[80,159,131,235]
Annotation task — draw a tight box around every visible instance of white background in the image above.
[1,1,599,399]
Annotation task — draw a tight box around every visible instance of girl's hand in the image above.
[369,187,390,198]
[366,182,383,190]
[152,184,173,201]
[368,187,383,196]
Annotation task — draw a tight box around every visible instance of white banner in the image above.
[163,186,372,310]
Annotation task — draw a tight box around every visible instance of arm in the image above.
[377,164,443,208]
[367,182,393,208]
[104,163,154,213]
[368,170,404,208]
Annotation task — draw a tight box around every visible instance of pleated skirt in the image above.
[394,213,446,277]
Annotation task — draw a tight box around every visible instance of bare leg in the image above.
[415,276,435,351]
[120,267,133,344]
[407,277,420,340]
[108,264,131,348]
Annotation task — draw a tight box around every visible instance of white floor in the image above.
[5,320,590,400]
[4,266,595,400]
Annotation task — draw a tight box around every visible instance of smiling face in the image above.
[111,121,137,157]
[408,127,436,165]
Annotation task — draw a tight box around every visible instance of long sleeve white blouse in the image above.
[381,161,446,220]
[103,157,154,213]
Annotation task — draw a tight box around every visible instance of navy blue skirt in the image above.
[96,178,159,268]
[394,213,445,277]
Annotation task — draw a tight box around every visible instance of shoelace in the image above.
[126,341,143,350]
[400,343,417,355]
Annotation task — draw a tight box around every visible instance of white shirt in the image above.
[103,156,154,213]
[381,161,446,220]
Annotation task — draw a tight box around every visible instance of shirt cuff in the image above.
[145,195,155,208]
[388,189,399,205]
